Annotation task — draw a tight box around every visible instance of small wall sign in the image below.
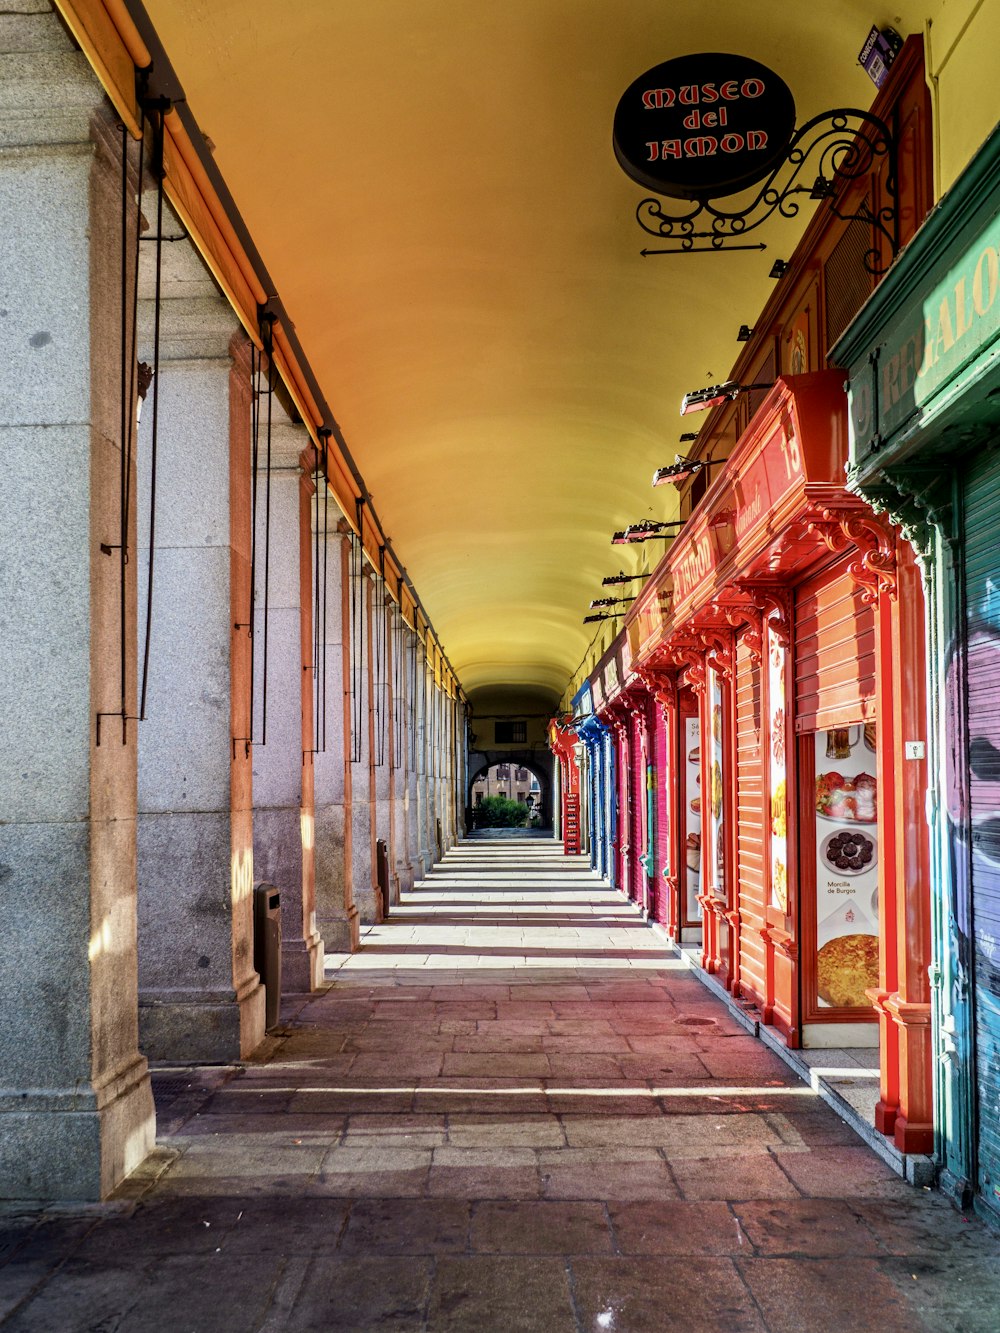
[613,52,796,200]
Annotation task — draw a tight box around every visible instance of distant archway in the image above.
[467,748,553,829]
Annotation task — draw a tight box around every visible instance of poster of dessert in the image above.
[768,626,788,913]
[814,723,879,1009]
[684,715,702,920]
[707,669,725,895]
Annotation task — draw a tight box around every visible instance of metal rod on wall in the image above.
[350,497,365,764]
[259,313,275,746]
[138,104,165,723]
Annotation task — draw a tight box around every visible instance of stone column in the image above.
[136,293,264,1061]
[0,8,154,1198]
[371,587,396,908]
[313,522,359,952]
[415,652,433,875]
[350,567,378,922]
[251,423,323,992]
[396,621,418,893]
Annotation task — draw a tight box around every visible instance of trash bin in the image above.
[253,883,281,1031]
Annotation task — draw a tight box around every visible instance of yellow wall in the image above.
[927,0,999,194]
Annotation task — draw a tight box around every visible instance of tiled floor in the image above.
[2,839,1000,1331]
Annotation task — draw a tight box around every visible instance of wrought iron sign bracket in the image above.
[635,108,897,274]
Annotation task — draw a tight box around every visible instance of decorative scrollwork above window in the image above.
[806,506,898,603]
[635,109,896,274]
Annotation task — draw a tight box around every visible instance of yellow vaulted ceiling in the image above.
[141,0,938,706]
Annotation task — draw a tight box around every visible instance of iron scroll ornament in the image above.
[634,108,897,274]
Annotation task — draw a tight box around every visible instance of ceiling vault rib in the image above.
[53,0,464,702]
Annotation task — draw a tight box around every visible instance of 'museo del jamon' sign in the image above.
[613,53,796,200]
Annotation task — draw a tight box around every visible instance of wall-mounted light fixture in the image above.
[583,612,617,623]
[680,379,774,416]
[737,324,754,342]
[612,519,684,545]
[590,595,635,609]
[652,456,727,487]
[679,431,699,443]
[769,259,788,279]
[602,571,649,586]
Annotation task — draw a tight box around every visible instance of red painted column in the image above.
[548,719,581,855]
[870,541,934,1152]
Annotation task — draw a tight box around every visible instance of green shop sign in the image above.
[836,128,1000,471]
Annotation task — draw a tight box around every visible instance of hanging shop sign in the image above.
[613,52,796,200]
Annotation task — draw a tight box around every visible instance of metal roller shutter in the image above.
[962,449,1000,1222]
[795,556,877,733]
[736,638,767,1006]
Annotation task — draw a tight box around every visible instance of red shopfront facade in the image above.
[627,370,933,1152]
[589,636,663,915]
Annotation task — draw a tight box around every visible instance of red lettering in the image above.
[642,88,674,109]
[702,111,717,128]
[720,80,739,100]
[686,136,717,157]
[882,352,900,407]
[718,107,728,127]
[701,82,719,103]
[646,141,659,161]
[720,133,744,153]
[679,84,699,104]
[742,78,765,98]
[900,335,918,396]
[660,139,682,159]
[746,130,768,151]
[683,110,701,130]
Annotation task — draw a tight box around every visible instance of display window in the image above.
[767,626,789,915]
[706,667,726,897]
[682,712,703,923]
[801,722,880,1020]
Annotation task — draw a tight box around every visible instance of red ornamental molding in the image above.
[742,583,792,648]
[634,666,678,716]
[806,507,898,604]
[697,626,734,681]
[668,639,707,694]
[717,592,765,664]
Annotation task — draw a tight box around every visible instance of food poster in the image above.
[768,627,788,913]
[707,669,725,895]
[813,723,880,1009]
[684,715,703,920]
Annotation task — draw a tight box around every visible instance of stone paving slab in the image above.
[2,840,1000,1330]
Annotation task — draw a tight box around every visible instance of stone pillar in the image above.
[313,523,359,953]
[251,423,323,992]
[416,652,434,875]
[396,622,418,893]
[0,8,154,1198]
[136,293,264,1061]
[349,567,378,923]
[371,587,395,908]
